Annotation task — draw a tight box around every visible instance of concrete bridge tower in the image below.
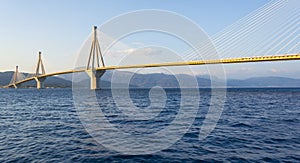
[12,65,20,88]
[34,51,46,89]
[86,26,106,90]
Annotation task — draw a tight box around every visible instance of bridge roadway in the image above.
[3,53,300,88]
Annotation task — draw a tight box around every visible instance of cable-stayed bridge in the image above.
[2,26,300,90]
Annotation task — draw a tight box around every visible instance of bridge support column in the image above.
[86,70,105,90]
[34,77,46,89]
[10,83,21,89]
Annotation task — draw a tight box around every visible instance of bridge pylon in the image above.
[34,51,47,89]
[86,26,106,90]
[11,65,20,88]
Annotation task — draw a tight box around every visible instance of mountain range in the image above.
[1,71,300,88]
[0,71,71,88]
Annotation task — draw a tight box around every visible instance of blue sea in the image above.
[0,88,299,162]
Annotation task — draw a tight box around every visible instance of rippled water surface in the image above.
[0,88,299,162]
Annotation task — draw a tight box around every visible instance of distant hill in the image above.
[101,71,300,88]
[101,71,213,88]
[228,76,300,87]
[0,71,71,88]
[70,71,213,88]
[0,71,14,86]
[1,71,300,88]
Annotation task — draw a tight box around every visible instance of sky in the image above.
[0,0,299,79]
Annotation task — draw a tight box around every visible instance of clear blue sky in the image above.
[1,0,298,79]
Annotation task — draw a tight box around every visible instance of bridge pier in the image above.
[86,70,105,90]
[34,77,46,89]
[9,83,21,89]
[12,84,18,89]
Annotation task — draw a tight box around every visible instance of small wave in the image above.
[269,137,288,143]
[231,122,252,128]
[261,157,280,162]
[282,118,298,123]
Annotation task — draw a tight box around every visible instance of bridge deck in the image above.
[95,53,300,70]
[3,53,300,88]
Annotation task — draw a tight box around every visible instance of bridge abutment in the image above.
[86,70,105,90]
[35,77,46,89]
